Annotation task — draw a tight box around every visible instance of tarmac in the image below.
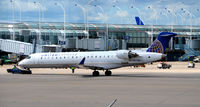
[0,62,200,107]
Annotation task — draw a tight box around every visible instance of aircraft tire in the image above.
[93,71,99,76]
[105,70,112,76]
[26,70,32,74]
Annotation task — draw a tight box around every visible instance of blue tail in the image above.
[135,16,144,25]
[146,32,177,53]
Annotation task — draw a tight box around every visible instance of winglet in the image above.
[79,57,85,65]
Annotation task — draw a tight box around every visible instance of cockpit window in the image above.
[26,56,31,59]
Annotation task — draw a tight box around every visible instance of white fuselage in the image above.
[18,50,163,70]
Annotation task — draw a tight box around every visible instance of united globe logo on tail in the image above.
[146,32,177,53]
[146,40,163,53]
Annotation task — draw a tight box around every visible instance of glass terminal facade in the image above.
[0,22,200,50]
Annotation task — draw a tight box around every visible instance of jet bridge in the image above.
[0,39,42,55]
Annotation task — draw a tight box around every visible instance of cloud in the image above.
[116,10,128,17]
[0,0,199,25]
[0,0,47,12]
[88,13,108,22]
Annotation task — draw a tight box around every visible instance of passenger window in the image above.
[41,57,42,59]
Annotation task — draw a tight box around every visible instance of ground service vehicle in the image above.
[188,62,195,68]
[7,66,32,74]
[157,62,171,69]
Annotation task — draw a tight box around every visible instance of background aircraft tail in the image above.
[135,16,144,25]
[146,32,177,53]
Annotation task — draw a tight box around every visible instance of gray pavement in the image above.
[1,72,200,107]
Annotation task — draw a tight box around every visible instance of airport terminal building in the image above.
[0,22,200,61]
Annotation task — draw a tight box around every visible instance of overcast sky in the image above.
[0,0,200,25]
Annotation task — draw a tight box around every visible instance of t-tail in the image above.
[135,16,144,25]
[146,32,177,53]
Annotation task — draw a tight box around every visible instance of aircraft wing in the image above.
[77,57,105,70]
[78,57,121,70]
[81,65,105,70]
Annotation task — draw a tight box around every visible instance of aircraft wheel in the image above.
[105,70,112,76]
[27,70,32,74]
[93,71,99,76]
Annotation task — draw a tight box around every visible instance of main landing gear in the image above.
[92,70,100,76]
[92,70,112,76]
[105,70,112,76]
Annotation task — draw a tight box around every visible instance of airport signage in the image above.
[124,35,130,40]
[58,41,66,45]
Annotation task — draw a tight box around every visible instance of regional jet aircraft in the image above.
[18,32,177,76]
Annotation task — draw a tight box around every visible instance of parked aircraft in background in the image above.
[135,16,144,25]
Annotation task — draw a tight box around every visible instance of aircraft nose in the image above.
[18,60,25,66]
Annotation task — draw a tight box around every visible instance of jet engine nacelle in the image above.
[117,50,139,59]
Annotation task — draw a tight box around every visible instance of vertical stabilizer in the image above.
[146,32,177,53]
[135,17,144,25]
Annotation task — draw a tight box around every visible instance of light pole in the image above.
[175,12,185,25]
[148,6,157,25]
[197,9,200,25]
[86,0,95,39]
[165,8,175,30]
[147,6,157,45]
[165,7,176,50]
[160,11,169,25]
[94,5,109,50]
[55,2,66,45]
[131,5,142,22]
[94,5,105,23]
[181,8,195,40]
[113,5,123,24]
[74,3,87,36]
[166,7,182,32]
[14,0,21,23]
[34,1,42,45]
[10,0,15,40]
[131,5,145,25]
